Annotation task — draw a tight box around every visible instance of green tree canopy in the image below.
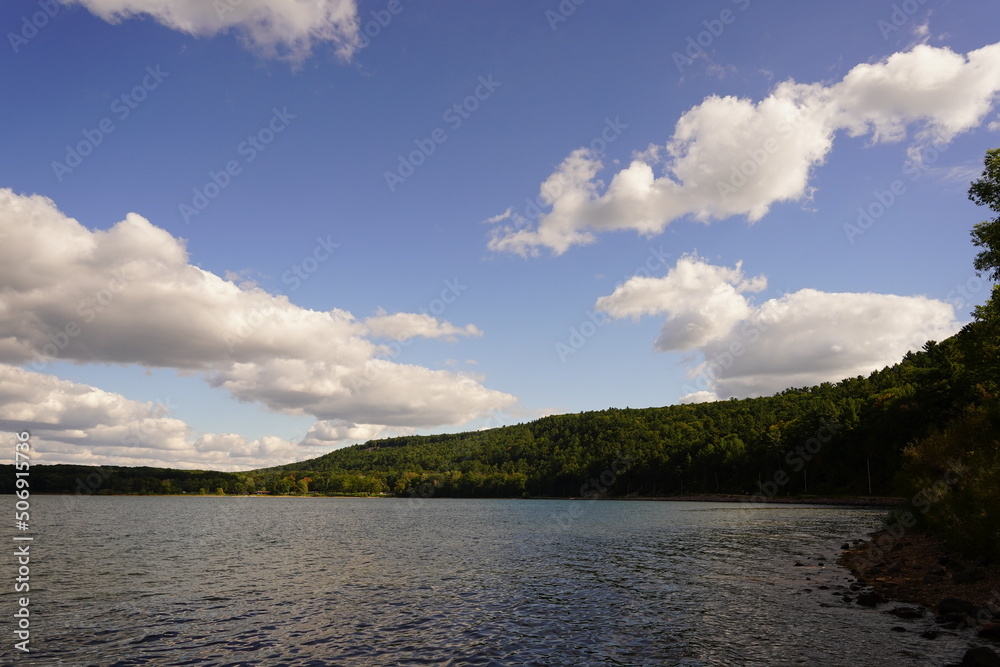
[968,147,1000,282]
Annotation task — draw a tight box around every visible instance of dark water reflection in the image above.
[2,496,979,666]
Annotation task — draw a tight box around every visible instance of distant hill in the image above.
[257,310,993,502]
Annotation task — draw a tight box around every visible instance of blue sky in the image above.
[2,0,999,469]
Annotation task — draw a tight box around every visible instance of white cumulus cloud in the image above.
[596,256,962,400]
[490,42,1000,255]
[0,364,310,469]
[67,0,361,63]
[0,189,515,466]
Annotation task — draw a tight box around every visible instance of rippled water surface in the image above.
[3,496,981,666]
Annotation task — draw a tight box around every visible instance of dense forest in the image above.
[5,150,999,553]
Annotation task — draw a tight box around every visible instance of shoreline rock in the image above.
[839,528,1000,666]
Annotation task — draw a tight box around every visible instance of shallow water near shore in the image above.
[3,496,982,666]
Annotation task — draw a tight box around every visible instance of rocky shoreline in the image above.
[839,529,1000,666]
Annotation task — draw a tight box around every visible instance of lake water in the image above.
[2,496,980,666]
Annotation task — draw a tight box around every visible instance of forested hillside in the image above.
[262,318,995,502]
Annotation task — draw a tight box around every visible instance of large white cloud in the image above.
[490,42,1000,256]
[0,364,302,469]
[596,256,962,401]
[67,0,361,63]
[0,189,515,465]
[0,363,408,469]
